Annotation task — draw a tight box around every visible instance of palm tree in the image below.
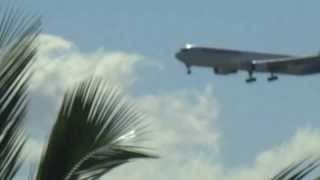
[271,159,320,180]
[0,2,155,180]
[34,77,156,180]
[0,3,41,180]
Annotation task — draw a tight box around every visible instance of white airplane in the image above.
[175,44,320,83]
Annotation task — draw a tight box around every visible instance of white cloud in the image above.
[134,85,220,154]
[222,128,320,180]
[104,128,320,180]
[26,34,150,139]
[25,138,43,163]
[23,34,320,180]
[103,84,223,180]
[31,34,146,99]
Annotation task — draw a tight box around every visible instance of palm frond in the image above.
[35,77,156,180]
[271,158,320,180]
[0,2,41,180]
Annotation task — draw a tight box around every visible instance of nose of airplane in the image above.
[175,51,182,60]
[175,50,185,62]
[176,44,194,62]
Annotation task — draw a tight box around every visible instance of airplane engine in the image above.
[214,67,238,75]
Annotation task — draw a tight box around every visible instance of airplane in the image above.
[175,44,320,83]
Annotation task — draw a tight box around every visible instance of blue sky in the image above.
[19,0,320,179]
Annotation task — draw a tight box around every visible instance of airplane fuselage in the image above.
[176,46,289,72]
[175,44,320,82]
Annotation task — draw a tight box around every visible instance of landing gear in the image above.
[246,64,256,83]
[268,72,278,82]
[186,64,191,75]
[246,74,256,83]
[214,68,218,74]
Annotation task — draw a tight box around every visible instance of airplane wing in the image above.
[252,55,320,75]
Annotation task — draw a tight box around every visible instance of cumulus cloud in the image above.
[136,85,220,157]
[104,85,223,180]
[224,128,320,180]
[26,34,150,139]
[22,34,320,180]
[105,128,320,180]
[25,138,43,163]
[31,34,145,99]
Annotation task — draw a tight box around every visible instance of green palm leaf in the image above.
[0,2,41,180]
[271,158,320,180]
[35,78,156,180]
